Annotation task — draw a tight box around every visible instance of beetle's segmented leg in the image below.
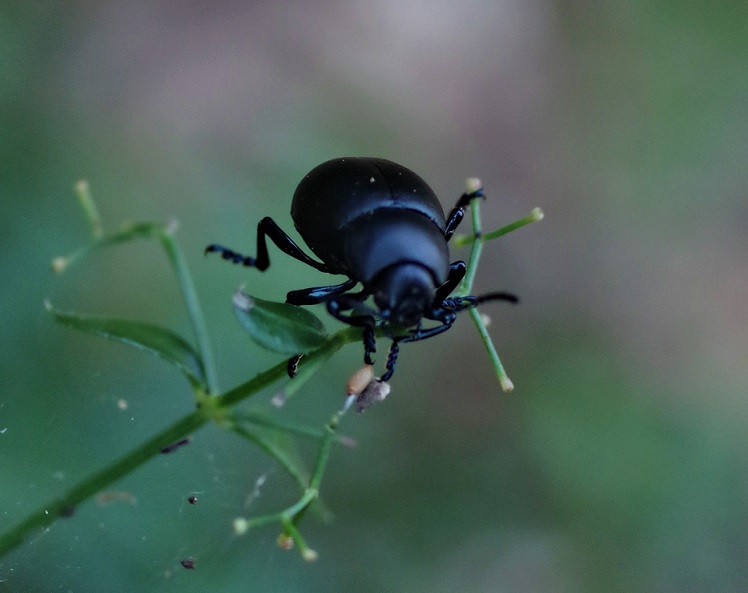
[206,217,333,273]
[433,260,467,304]
[286,278,358,306]
[287,354,302,378]
[326,295,378,363]
[444,187,485,241]
[325,294,377,326]
[363,325,377,366]
[379,340,400,382]
[204,244,257,266]
[402,319,455,343]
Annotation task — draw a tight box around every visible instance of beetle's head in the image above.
[373,263,435,327]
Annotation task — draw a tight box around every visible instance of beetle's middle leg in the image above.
[206,217,335,273]
[433,261,467,304]
[286,278,358,306]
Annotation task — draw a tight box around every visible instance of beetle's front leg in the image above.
[326,295,378,364]
[362,325,377,366]
[379,339,401,382]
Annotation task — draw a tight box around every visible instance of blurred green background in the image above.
[2,1,747,591]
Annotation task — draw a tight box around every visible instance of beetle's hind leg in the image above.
[206,217,333,273]
[444,187,485,241]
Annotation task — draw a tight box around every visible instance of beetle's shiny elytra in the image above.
[291,158,450,285]
[206,157,517,381]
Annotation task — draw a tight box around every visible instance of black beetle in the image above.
[206,157,516,381]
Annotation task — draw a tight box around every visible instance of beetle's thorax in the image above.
[342,209,450,286]
[373,263,435,327]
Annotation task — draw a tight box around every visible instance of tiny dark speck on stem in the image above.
[160,437,191,454]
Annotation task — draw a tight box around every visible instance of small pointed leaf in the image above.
[232,291,327,354]
[46,301,205,386]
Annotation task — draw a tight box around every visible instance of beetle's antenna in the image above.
[472,291,519,305]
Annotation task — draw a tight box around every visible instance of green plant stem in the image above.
[457,189,514,392]
[0,326,361,560]
[52,217,219,395]
[218,326,361,408]
[159,226,219,394]
[0,411,205,557]
[453,207,544,248]
[232,411,350,443]
[236,400,350,560]
[310,405,346,492]
[243,488,319,530]
[74,180,104,239]
[467,308,513,392]
[281,519,318,560]
[458,195,484,295]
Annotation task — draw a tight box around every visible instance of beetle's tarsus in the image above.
[204,244,257,267]
[379,340,400,382]
[456,188,485,208]
[287,354,302,378]
[363,326,377,365]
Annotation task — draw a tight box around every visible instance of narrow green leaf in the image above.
[232,291,328,354]
[230,424,309,488]
[46,301,205,386]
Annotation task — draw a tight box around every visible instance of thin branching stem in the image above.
[458,194,485,295]
[0,411,206,557]
[7,181,540,561]
[0,327,360,559]
[74,180,104,239]
[160,226,219,394]
[453,207,544,247]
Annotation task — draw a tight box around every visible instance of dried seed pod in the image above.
[346,365,374,396]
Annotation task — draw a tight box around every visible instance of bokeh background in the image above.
[2,1,747,591]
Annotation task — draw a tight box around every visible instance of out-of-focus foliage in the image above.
[1,1,747,591]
